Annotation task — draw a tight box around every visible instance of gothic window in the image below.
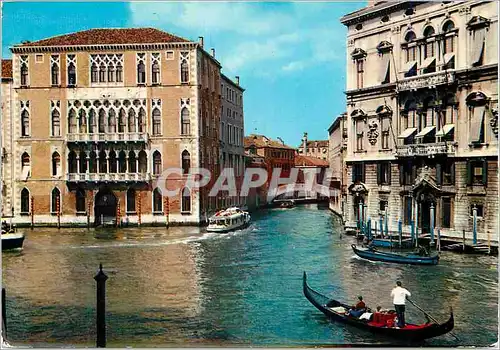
[99,151,107,173]
[137,53,146,84]
[108,65,115,82]
[21,152,31,179]
[181,187,191,212]
[127,188,136,213]
[116,64,123,82]
[180,52,189,83]
[51,55,60,86]
[152,108,161,136]
[119,108,126,133]
[128,109,136,133]
[76,189,86,213]
[88,109,97,134]
[138,108,146,133]
[21,188,30,214]
[68,151,77,173]
[68,109,77,133]
[118,151,127,173]
[153,151,162,175]
[109,151,117,173]
[91,64,98,83]
[151,53,161,84]
[153,188,163,213]
[20,55,29,86]
[90,54,124,83]
[51,187,61,213]
[182,150,190,174]
[138,151,147,173]
[21,108,30,137]
[98,109,106,133]
[79,152,87,174]
[99,63,106,83]
[52,152,61,176]
[128,151,137,173]
[108,109,117,133]
[181,107,190,135]
[89,151,97,173]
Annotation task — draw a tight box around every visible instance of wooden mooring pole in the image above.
[94,264,108,348]
[2,288,6,337]
[462,229,466,252]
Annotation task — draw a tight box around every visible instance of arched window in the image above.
[118,151,127,173]
[138,151,147,173]
[21,110,30,136]
[51,109,60,137]
[402,99,418,132]
[128,109,136,133]
[78,109,87,134]
[20,188,30,214]
[138,108,146,133]
[99,151,107,173]
[68,63,76,86]
[109,150,117,173]
[443,20,456,56]
[152,62,160,84]
[51,62,59,86]
[99,63,106,83]
[181,187,191,212]
[52,152,61,176]
[153,151,162,175]
[20,63,28,86]
[116,64,123,82]
[76,188,86,213]
[68,151,77,173]
[91,64,98,83]
[153,188,163,213]
[21,152,31,179]
[152,108,161,135]
[404,31,417,64]
[180,61,189,83]
[181,107,190,135]
[79,151,87,174]
[98,109,106,133]
[127,188,136,213]
[423,26,435,59]
[51,187,61,214]
[88,109,97,134]
[443,20,455,32]
[137,62,146,84]
[89,151,97,173]
[118,109,126,133]
[107,64,115,82]
[128,151,137,173]
[405,31,416,42]
[108,109,117,133]
[182,150,190,174]
[68,109,77,134]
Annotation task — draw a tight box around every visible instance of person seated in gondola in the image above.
[347,296,366,318]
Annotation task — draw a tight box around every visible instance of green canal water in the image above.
[2,206,498,347]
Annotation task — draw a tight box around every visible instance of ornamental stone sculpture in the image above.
[367,119,379,145]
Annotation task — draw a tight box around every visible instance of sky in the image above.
[1,1,365,147]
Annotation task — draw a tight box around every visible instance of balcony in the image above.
[66,132,148,143]
[67,172,151,182]
[396,142,457,157]
[397,71,455,91]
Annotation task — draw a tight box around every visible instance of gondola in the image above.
[352,244,439,265]
[369,238,414,249]
[302,272,454,342]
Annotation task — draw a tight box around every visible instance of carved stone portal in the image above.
[490,108,498,138]
[367,119,379,145]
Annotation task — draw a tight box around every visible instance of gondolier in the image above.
[391,281,411,328]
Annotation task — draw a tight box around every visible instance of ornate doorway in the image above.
[94,189,117,226]
[417,192,436,234]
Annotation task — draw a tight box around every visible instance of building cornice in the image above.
[10,41,199,54]
[221,73,245,92]
[345,83,396,99]
[340,1,424,26]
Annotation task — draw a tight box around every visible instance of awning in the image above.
[21,167,30,180]
[404,60,417,74]
[379,54,390,84]
[471,28,485,66]
[398,127,417,139]
[469,105,485,142]
[421,57,436,70]
[415,126,436,138]
[435,124,455,137]
[443,53,455,66]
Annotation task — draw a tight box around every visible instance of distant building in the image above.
[297,132,329,160]
[327,113,348,218]
[220,74,245,209]
[340,1,498,242]
[244,151,267,210]
[294,155,330,201]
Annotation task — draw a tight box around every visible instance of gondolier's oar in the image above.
[407,299,459,341]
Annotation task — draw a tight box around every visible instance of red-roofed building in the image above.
[2,28,244,227]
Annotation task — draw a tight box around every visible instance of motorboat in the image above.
[207,207,251,233]
[2,225,25,251]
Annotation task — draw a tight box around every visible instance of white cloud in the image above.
[282,61,306,72]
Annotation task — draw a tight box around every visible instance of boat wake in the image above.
[351,255,378,263]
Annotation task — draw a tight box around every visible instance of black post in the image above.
[2,288,6,337]
[94,264,108,348]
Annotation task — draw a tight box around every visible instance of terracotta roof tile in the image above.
[2,59,12,79]
[295,155,329,167]
[15,28,189,47]
[244,134,294,150]
[305,140,329,148]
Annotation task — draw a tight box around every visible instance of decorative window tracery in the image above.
[152,98,162,135]
[181,98,190,135]
[51,100,61,137]
[20,100,30,137]
[51,55,60,86]
[137,53,146,84]
[89,54,124,84]
[151,52,161,85]
[180,51,190,83]
[20,55,29,86]
[67,54,77,86]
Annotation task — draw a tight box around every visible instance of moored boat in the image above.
[369,238,414,249]
[207,207,251,233]
[302,272,454,342]
[2,228,25,251]
[279,200,295,208]
[352,244,439,265]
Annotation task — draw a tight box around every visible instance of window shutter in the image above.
[482,159,488,186]
[377,163,382,185]
[436,163,442,185]
[466,160,472,186]
[387,163,392,185]
[399,164,404,185]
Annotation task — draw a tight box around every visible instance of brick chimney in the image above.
[198,36,204,48]
[235,76,240,86]
[211,48,215,57]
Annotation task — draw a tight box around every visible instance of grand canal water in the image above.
[2,206,498,347]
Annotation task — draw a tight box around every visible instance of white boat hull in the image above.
[207,217,251,233]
